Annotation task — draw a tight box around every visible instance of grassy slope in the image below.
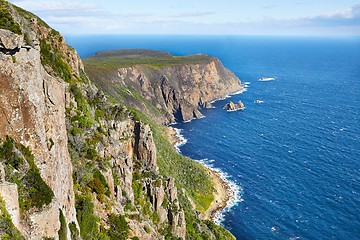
[84,49,214,69]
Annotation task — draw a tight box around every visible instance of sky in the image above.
[8,0,360,36]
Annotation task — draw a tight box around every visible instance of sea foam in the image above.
[197,158,243,225]
[173,128,188,153]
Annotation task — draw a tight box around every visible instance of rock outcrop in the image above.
[84,49,244,124]
[223,100,245,111]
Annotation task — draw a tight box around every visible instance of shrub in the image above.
[0,197,24,239]
[39,38,72,82]
[107,214,129,240]
[0,136,24,169]
[58,209,67,240]
[68,222,80,240]
[88,178,105,195]
[22,168,54,210]
[0,1,22,35]
[76,195,98,240]
[0,137,54,213]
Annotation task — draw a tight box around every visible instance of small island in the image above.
[223,100,245,111]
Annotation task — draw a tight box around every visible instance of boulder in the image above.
[223,100,245,111]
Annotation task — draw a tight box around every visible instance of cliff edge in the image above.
[84,49,244,124]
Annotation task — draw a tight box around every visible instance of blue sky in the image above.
[8,0,360,36]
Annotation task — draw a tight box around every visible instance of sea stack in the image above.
[223,100,245,111]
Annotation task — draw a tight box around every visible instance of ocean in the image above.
[66,35,360,239]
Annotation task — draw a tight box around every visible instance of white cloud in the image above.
[10,1,97,12]
[304,4,360,22]
[8,0,360,35]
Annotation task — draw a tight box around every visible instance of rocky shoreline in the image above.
[166,125,234,222]
[201,167,232,220]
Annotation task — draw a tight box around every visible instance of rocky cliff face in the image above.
[0,2,235,240]
[0,2,187,239]
[85,50,244,124]
[0,5,78,239]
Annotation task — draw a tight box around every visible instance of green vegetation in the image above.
[0,197,24,240]
[0,0,22,34]
[75,194,129,240]
[84,55,211,69]
[0,136,54,213]
[87,168,110,202]
[40,38,72,82]
[130,108,214,212]
[75,195,99,239]
[58,209,67,240]
[107,214,129,240]
[68,222,80,240]
[11,3,50,29]
[84,50,213,69]
[132,174,160,225]
[177,191,234,240]
[204,220,236,239]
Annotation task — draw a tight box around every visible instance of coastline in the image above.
[201,166,232,220]
[165,125,239,224]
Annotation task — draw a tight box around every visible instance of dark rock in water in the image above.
[223,100,244,111]
[223,101,235,110]
[237,100,245,109]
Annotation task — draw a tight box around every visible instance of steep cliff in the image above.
[0,1,78,238]
[0,1,235,239]
[84,49,244,124]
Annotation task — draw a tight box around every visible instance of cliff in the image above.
[84,49,244,124]
[0,1,235,239]
[0,1,79,238]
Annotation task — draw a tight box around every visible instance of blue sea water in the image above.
[67,35,360,239]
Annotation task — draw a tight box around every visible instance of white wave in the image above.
[226,107,245,112]
[173,128,188,153]
[167,122,178,126]
[210,89,246,104]
[182,116,205,124]
[210,95,231,103]
[195,158,243,225]
[243,82,251,85]
[259,77,276,81]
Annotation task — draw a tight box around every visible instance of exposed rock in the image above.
[0,181,22,236]
[200,99,213,109]
[0,162,5,182]
[0,29,22,51]
[134,122,158,173]
[85,50,244,124]
[223,100,245,111]
[145,177,186,239]
[0,6,78,239]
